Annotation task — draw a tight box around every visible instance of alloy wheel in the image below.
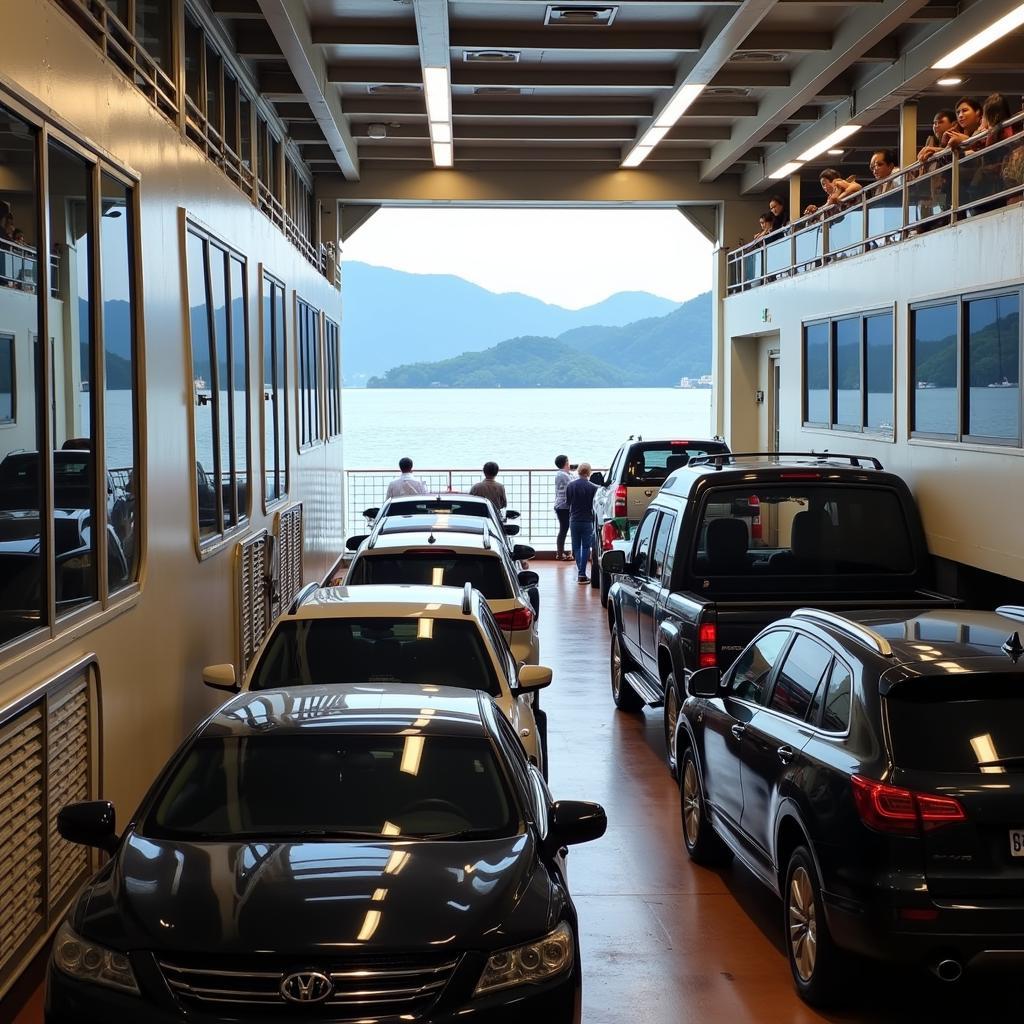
[788,866,817,983]
[611,637,622,699]
[682,760,701,846]
[666,687,679,767]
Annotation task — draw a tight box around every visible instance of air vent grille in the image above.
[238,530,271,669]
[367,83,422,95]
[276,503,304,617]
[730,51,786,63]
[474,86,524,96]
[704,86,751,97]
[545,5,618,26]
[464,50,520,63]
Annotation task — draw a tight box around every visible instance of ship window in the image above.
[0,336,12,424]
[262,273,288,506]
[911,302,958,437]
[832,317,862,430]
[865,312,894,433]
[325,316,341,440]
[965,293,1020,444]
[802,321,828,425]
[185,224,251,545]
[296,298,321,449]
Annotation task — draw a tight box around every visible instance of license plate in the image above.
[1010,830,1024,857]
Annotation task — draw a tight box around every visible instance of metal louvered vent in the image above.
[276,503,304,616]
[729,51,786,63]
[238,530,271,669]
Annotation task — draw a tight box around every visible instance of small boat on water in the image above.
[916,380,937,389]
[987,378,1017,388]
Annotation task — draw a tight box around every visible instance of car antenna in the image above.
[1002,631,1024,663]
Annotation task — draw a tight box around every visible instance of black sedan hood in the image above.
[74,831,558,954]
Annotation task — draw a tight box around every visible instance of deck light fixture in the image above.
[798,124,861,164]
[423,65,454,167]
[933,3,1024,69]
[769,161,803,180]
[936,76,963,86]
[432,141,453,167]
[622,83,705,168]
[621,145,653,168]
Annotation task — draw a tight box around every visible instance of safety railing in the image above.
[0,241,60,297]
[728,110,1024,293]
[345,469,565,548]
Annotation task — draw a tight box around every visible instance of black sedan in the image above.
[47,684,606,1023]
[675,606,1024,1006]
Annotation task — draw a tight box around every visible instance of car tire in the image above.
[610,631,643,712]
[784,846,845,1007]
[680,747,732,866]
[663,673,681,779]
[599,566,611,607]
[536,708,549,781]
[590,525,601,589]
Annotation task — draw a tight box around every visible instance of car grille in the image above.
[155,950,461,1018]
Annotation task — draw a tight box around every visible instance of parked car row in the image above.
[600,449,1024,1005]
[46,494,607,1023]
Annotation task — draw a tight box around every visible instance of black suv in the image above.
[677,606,1024,1006]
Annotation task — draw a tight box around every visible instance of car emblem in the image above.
[280,970,333,1004]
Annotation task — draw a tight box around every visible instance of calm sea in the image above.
[341,387,716,470]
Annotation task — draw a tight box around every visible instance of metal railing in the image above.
[728,110,1024,293]
[0,240,60,297]
[345,468,565,548]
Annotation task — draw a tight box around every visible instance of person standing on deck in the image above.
[385,457,427,498]
[565,463,598,584]
[552,455,573,560]
[470,461,507,511]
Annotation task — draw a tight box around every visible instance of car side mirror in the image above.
[505,509,521,520]
[361,507,379,520]
[518,570,539,588]
[590,472,605,487]
[687,666,722,698]
[511,544,535,562]
[57,800,119,854]
[345,534,368,551]
[503,523,521,536]
[515,665,552,694]
[601,549,626,575]
[203,663,239,692]
[549,800,607,849]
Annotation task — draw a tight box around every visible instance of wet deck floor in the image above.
[10,560,1024,1022]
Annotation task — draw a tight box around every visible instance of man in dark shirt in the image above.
[469,461,507,510]
[565,462,598,583]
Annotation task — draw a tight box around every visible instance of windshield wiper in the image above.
[418,828,509,841]
[216,828,388,841]
[976,755,1024,768]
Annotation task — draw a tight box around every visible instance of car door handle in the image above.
[777,745,795,764]
[730,724,746,740]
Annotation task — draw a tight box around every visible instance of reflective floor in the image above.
[10,560,1024,1022]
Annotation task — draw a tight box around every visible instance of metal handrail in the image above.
[728,110,1024,293]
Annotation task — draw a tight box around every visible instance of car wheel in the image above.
[680,747,731,866]
[663,673,681,778]
[599,566,611,607]
[590,525,601,588]
[610,631,643,712]
[784,846,844,1007]
[536,709,549,781]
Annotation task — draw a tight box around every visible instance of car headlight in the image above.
[52,921,139,995]
[474,921,574,996]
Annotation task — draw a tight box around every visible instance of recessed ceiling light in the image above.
[797,123,861,163]
[545,5,618,26]
[937,76,963,86]
[464,50,520,63]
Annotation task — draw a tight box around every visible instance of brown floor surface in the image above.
[9,560,1024,1022]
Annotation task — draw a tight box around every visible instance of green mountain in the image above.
[367,291,712,388]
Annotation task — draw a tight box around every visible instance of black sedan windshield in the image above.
[144,734,519,840]
[249,618,501,695]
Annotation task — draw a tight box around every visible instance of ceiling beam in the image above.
[742,0,1024,191]
[288,124,328,142]
[311,24,419,47]
[274,101,317,120]
[328,63,686,89]
[257,0,359,179]
[259,71,304,99]
[700,0,931,182]
[740,30,833,50]
[449,28,702,51]
[234,25,283,59]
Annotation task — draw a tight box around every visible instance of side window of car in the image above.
[491,709,535,810]
[768,635,833,721]
[819,661,853,732]
[731,630,790,705]
[479,607,515,685]
[607,449,624,486]
[630,510,658,574]
[650,511,676,582]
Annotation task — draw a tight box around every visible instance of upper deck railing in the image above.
[0,239,61,297]
[728,110,1024,294]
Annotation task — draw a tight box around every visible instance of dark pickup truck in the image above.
[601,452,957,777]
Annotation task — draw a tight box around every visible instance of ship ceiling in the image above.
[207,0,1024,199]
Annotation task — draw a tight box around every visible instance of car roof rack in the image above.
[289,582,320,614]
[996,605,1024,625]
[687,451,884,471]
[462,582,473,614]
[793,608,893,657]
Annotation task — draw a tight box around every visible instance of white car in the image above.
[342,520,541,666]
[202,583,551,772]
[358,492,523,549]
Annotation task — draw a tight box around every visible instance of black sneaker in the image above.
[577,575,590,584]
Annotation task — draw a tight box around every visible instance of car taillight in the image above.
[850,775,966,835]
[601,520,622,551]
[494,607,534,632]
[613,485,628,517]
[698,621,717,668]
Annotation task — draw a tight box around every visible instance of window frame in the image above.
[295,295,322,451]
[324,315,342,441]
[765,633,834,723]
[259,268,289,511]
[0,333,15,425]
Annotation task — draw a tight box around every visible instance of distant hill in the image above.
[368,291,713,389]
[341,261,679,383]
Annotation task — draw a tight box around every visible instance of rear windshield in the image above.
[144,734,519,841]
[250,618,501,695]
[624,441,729,486]
[886,678,1024,772]
[347,553,512,600]
[692,485,914,578]
[388,500,488,517]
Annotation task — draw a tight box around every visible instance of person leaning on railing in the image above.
[802,168,862,218]
[964,94,1017,212]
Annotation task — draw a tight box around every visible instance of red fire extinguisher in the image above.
[750,494,762,540]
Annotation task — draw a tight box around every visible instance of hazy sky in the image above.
[341,208,712,309]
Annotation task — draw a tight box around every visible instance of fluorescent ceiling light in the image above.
[769,161,803,180]
[933,3,1024,69]
[431,122,452,144]
[638,123,671,148]
[827,148,844,155]
[622,145,653,168]
[797,124,861,163]
[432,141,453,167]
[653,83,706,128]
[423,66,451,123]
[936,76,963,86]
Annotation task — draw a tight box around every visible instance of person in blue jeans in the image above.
[565,462,598,584]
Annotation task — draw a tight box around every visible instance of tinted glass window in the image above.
[731,630,789,705]
[631,510,658,572]
[624,441,728,484]
[833,318,861,428]
[348,553,511,600]
[820,662,853,731]
[387,499,488,518]
[912,303,957,434]
[769,636,832,720]
[0,335,11,424]
[966,293,1019,440]
[262,274,287,504]
[804,322,829,423]
[865,312,894,433]
[650,512,676,581]
[146,734,518,840]
[886,678,1024,772]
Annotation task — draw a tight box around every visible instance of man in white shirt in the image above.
[385,457,427,498]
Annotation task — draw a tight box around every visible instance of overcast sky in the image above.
[341,208,712,309]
